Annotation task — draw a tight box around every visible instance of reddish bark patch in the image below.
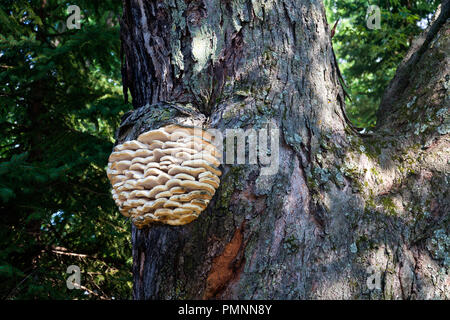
[235,180,266,215]
[185,0,207,26]
[203,222,246,299]
[242,185,257,201]
[254,197,267,214]
[139,251,145,280]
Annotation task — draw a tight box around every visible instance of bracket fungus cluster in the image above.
[107,124,221,228]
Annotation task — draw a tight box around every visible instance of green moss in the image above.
[215,166,244,213]
[158,109,172,121]
[341,160,366,193]
[283,234,300,254]
[364,196,377,215]
[428,229,449,268]
[380,196,398,216]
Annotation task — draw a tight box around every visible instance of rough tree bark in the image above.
[116,0,449,299]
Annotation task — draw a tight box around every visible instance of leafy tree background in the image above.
[0,0,132,299]
[325,0,440,128]
[0,0,441,299]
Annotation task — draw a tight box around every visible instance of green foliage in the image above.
[325,0,439,128]
[0,0,132,299]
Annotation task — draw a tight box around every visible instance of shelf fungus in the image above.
[107,125,221,228]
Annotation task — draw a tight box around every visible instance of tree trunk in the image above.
[117,0,449,299]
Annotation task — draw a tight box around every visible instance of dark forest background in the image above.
[0,0,440,299]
